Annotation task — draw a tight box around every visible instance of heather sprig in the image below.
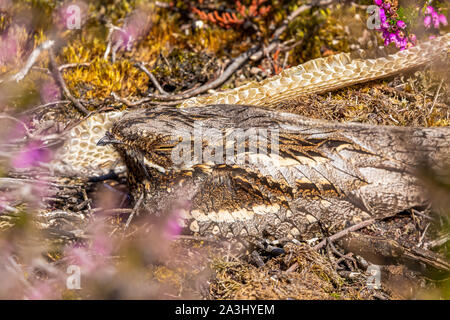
[423,5,448,29]
[372,0,448,51]
[373,0,415,50]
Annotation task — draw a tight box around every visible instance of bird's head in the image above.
[96,108,192,176]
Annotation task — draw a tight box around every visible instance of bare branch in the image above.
[48,49,90,115]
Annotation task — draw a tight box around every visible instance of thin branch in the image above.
[59,62,91,71]
[429,79,444,115]
[18,100,71,116]
[134,62,169,95]
[124,193,144,230]
[145,45,260,101]
[48,49,89,115]
[313,218,376,250]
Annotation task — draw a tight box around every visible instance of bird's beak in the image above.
[97,134,122,146]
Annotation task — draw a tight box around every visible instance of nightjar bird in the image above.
[97,104,450,240]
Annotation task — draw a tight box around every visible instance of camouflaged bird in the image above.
[97,105,450,240]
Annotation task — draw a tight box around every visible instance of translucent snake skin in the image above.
[51,33,450,178]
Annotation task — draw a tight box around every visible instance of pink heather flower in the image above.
[379,8,386,22]
[432,11,440,28]
[65,246,98,274]
[397,20,406,29]
[92,234,114,257]
[112,8,153,52]
[12,142,52,169]
[396,30,405,39]
[163,210,184,240]
[382,2,390,10]
[388,33,397,43]
[40,81,61,104]
[429,35,436,40]
[0,32,18,66]
[378,8,389,29]
[374,0,382,6]
[398,38,408,50]
[424,15,432,28]
[27,282,59,300]
[425,6,435,15]
[439,14,448,26]
[409,34,417,43]
[116,28,136,51]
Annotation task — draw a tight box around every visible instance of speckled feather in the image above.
[102,105,450,239]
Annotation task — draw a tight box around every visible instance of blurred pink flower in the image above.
[432,11,440,28]
[0,33,18,66]
[424,15,432,28]
[92,234,114,257]
[423,5,447,29]
[65,246,98,274]
[11,142,53,169]
[397,20,406,29]
[425,6,435,15]
[112,8,153,52]
[162,201,191,241]
[40,81,61,104]
[163,210,184,241]
[27,282,59,300]
[115,28,136,52]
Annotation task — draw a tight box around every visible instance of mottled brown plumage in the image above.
[98,104,450,240]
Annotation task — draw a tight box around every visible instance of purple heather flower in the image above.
[378,8,389,29]
[163,209,184,240]
[92,234,113,256]
[398,38,408,49]
[397,20,406,29]
[396,30,406,39]
[382,2,390,10]
[432,11,440,28]
[439,14,448,26]
[114,29,135,51]
[374,0,382,6]
[0,31,18,66]
[27,283,58,300]
[389,32,398,43]
[409,34,417,43]
[40,81,61,104]
[425,6,435,15]
[379,8,386,22]
[11,142,52,169]
[112,8,153,52]
[424,15,432,28]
